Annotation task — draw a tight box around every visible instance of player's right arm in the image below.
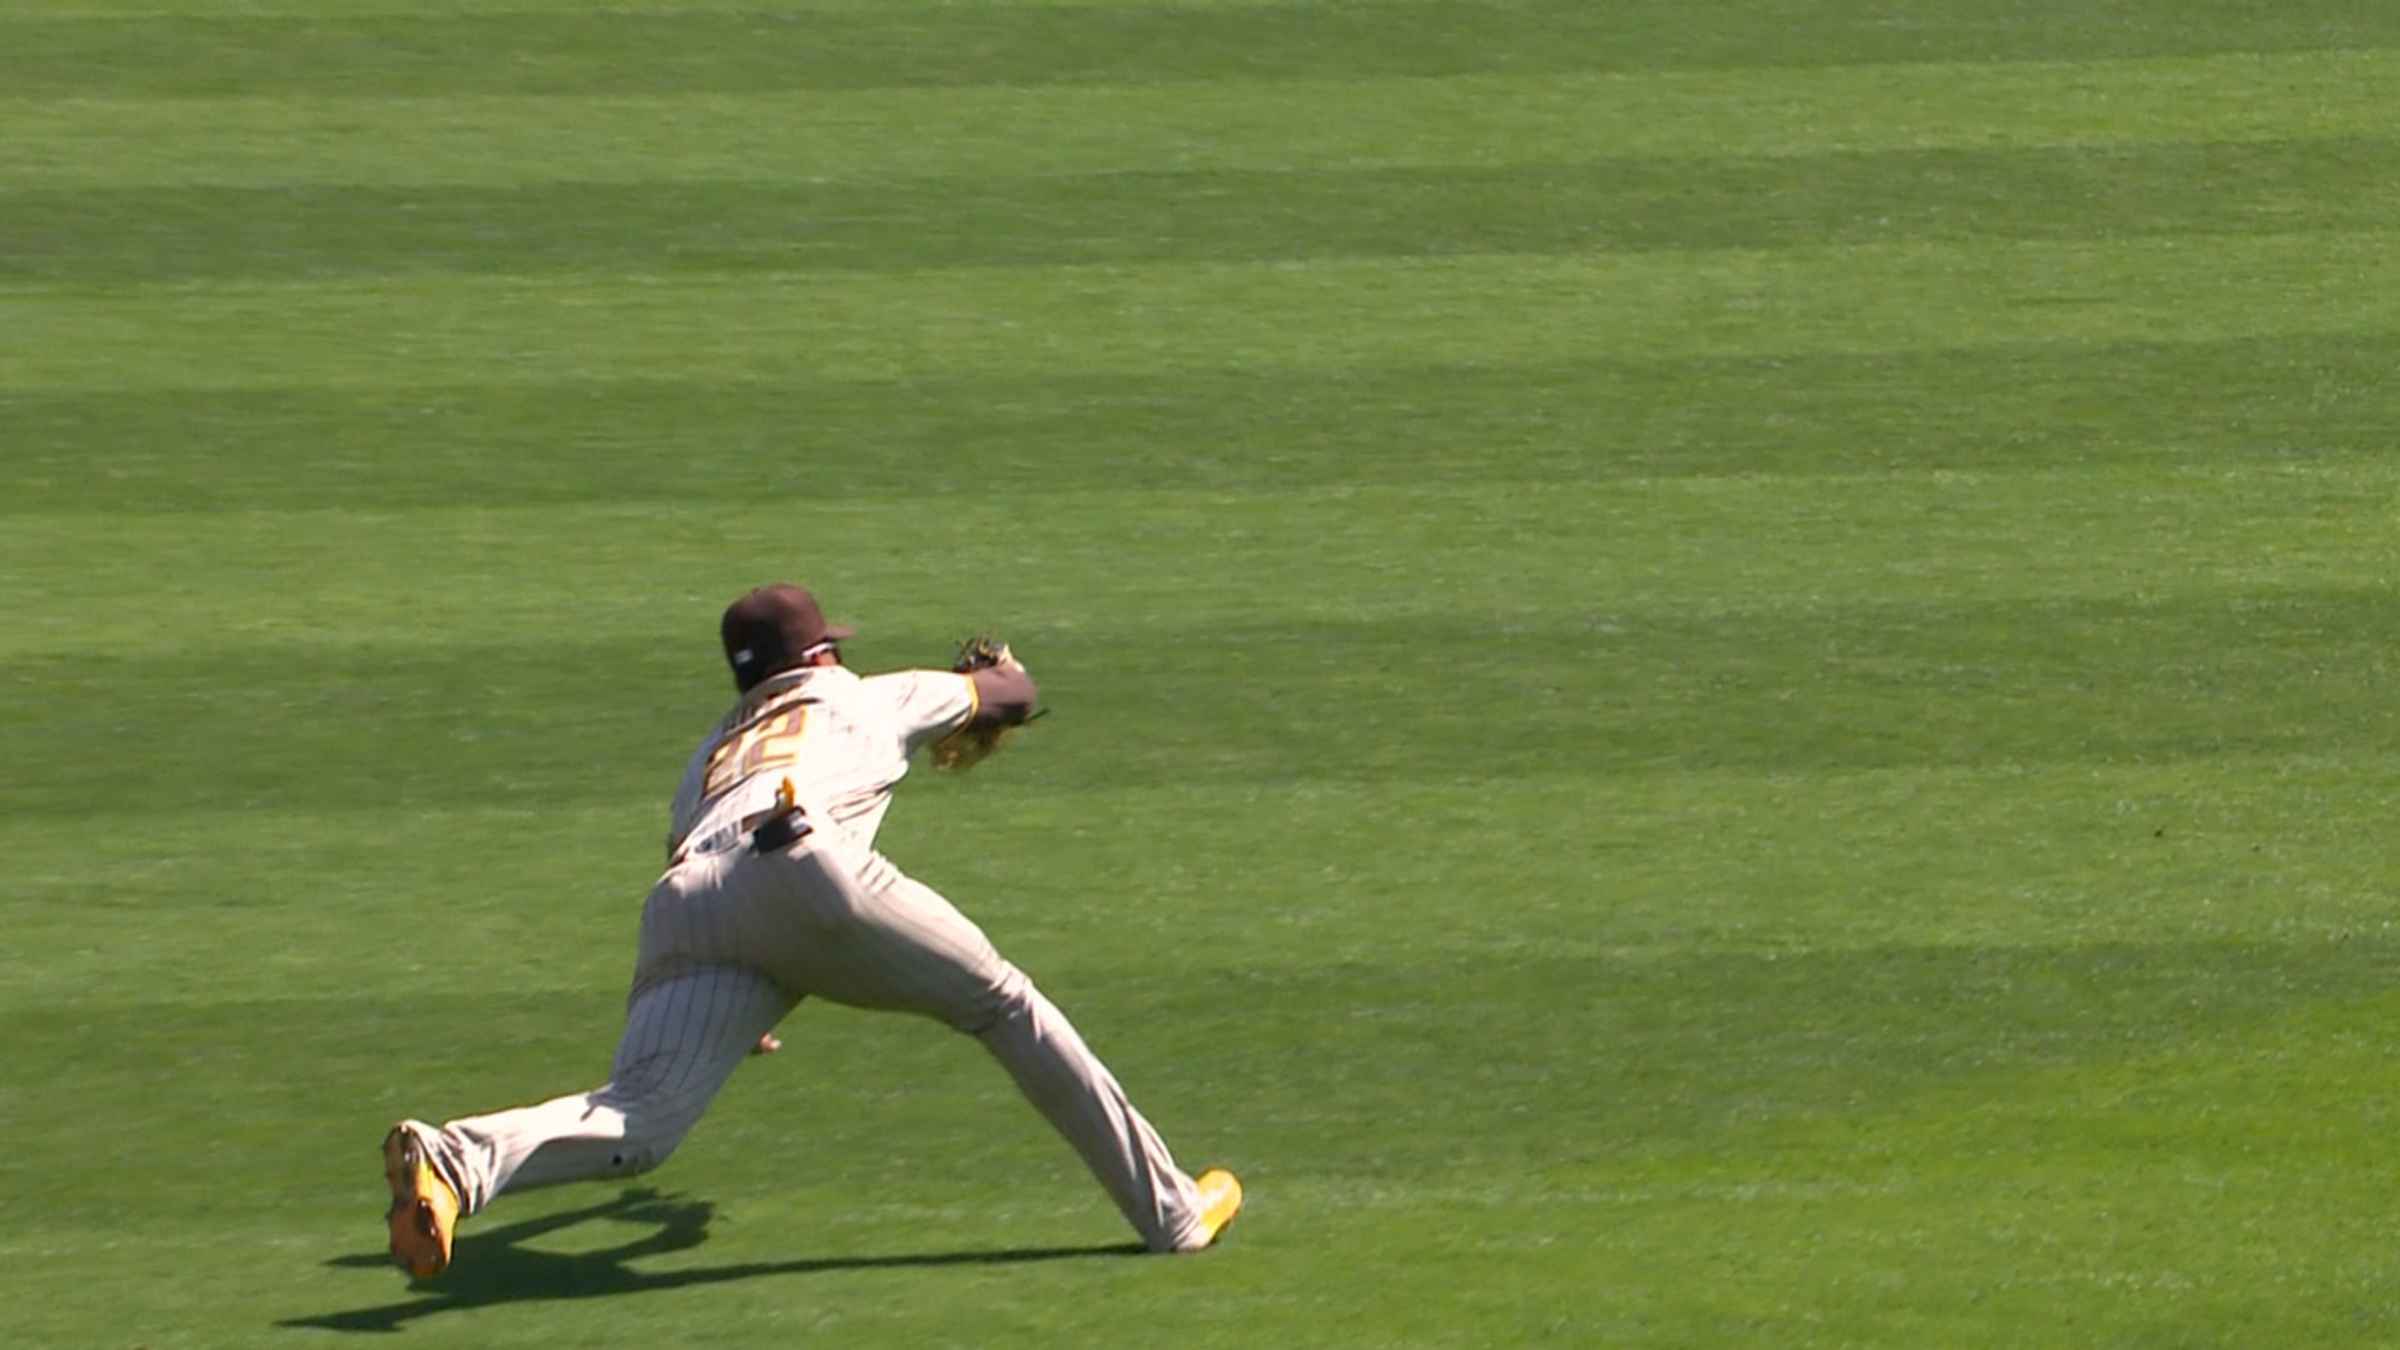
[664,735,717,863]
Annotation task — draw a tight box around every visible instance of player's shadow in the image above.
[280,1187,1142,1334]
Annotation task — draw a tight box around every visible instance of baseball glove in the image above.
[951,634,1013,675]
[930,634,1027,771]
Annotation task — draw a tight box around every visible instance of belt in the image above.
[747,806,811,853]
[673,805,813,867]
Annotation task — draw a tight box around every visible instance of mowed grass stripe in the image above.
[23,994,2386,1350]
[10,9,2393,1347]
[11,997,2398,1342]
[4,51,2391,188]
[7,333,2396,514]
[5,231,2396,388]
[15,943,2400,1156]
[12,1040,2396,1348]
[12,0,2400,96]
[7,756,2396,1005]
[8,473,2393,656]
[15,944,2400,1327]
[13,138,2399,288]
[11,586,2397,821]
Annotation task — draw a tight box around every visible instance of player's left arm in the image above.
[862,653,1040,761]
[929,645,1039,771]
[961,661,1038,734]
[863,669,980,752]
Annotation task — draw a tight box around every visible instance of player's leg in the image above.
[969,964,1239,1251]
[757,842,1237,1252]
[396,964,789,1219]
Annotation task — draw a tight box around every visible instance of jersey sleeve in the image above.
[861,669,981,753]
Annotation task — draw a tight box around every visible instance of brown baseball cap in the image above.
[721,584,856,691]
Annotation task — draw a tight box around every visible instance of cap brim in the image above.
[826,623,857,640]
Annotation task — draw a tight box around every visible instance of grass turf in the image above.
[4,0,2398,1345]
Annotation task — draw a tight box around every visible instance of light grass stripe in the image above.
[16,0,1312,16]
[2,49,2392,188]
[3,231,2395,389]
[1,745,2389,913]
[6,470,2393,655]
[3,755,2394,1005]
[6,333,2392,520]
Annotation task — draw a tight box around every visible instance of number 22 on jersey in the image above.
[702,698,813,800]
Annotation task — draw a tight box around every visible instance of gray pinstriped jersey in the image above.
[666,665,976,861]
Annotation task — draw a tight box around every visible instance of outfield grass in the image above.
[5,1,2399,1345]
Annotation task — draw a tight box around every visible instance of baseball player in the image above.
[381,584,1241,1277]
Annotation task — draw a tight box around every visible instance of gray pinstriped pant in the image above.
[417,834,1213,1251]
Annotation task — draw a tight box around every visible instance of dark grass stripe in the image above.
[7,2,2399,97]
[9,592,2397,817]
[5,333,2392,513]
[8,140,2397,287]
[10,938,2394,1133]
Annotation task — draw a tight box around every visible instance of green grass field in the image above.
[7,1,2400,1344]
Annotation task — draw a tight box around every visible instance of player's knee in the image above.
[956,964,1035,1038]
[591,1084,705,1177]
[604,1120,694,1177]
[604,1145,659,1177]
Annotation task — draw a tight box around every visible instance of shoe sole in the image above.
[382,1126,454,1278]
[1192,1168,1243,1249]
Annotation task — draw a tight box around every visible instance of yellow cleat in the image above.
[1190,1168,1243,1248]
[382,1124,460,1279]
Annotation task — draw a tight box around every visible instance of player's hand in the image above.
[752,1032,782,1056]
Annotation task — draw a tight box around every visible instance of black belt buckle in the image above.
[750,809,811,854]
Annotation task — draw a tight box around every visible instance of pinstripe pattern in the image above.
[667,665,976,864]
[404,657,1212,1250]
[416,965,789,1214]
